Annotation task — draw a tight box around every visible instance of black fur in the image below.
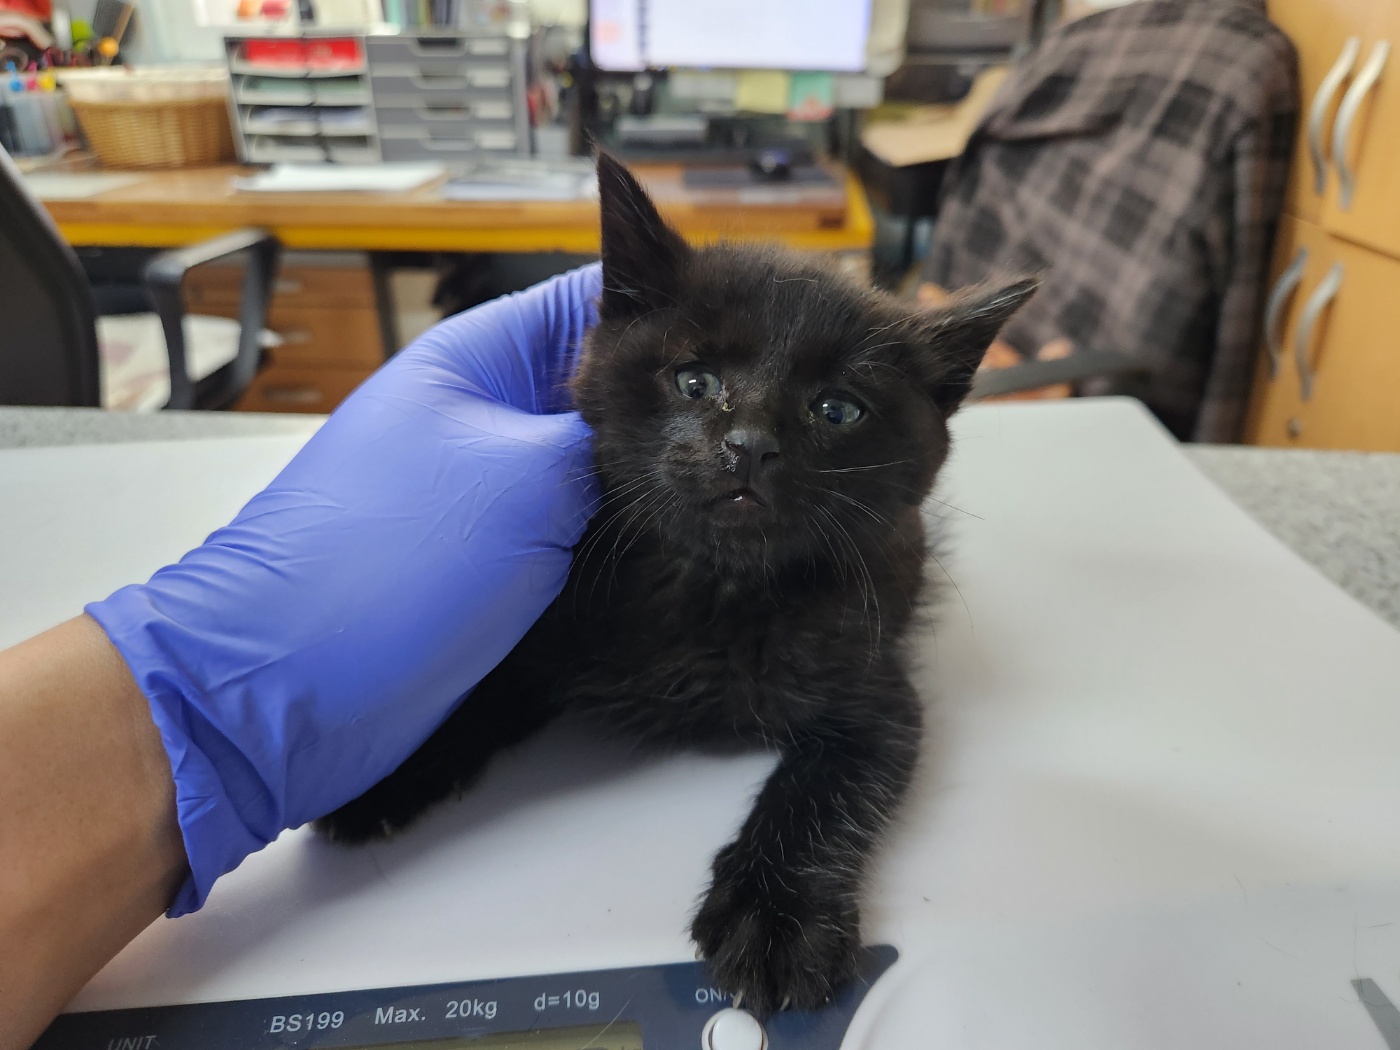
[317,154,1036,1014]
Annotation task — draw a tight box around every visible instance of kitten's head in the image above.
[573,154,1035,575]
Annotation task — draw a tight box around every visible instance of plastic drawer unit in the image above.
[367,33,530,163]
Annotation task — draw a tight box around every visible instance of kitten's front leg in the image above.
[690,683,921,1015]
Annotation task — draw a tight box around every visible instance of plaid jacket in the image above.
[922,0,1297,441]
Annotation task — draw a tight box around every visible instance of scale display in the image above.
[35,948,896,1050]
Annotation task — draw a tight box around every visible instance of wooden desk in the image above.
[38,164,874,255]
[32,162,874,415]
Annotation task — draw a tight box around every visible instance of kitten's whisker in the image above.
[613,306,671,346]
[608,489,676,595]
[589,487,669,607]
[804,507,846,582]
[575,468,663,524]
[803,509,853,634]
[837,517,883,657]
[574,483,657,561]
[580,485,647,522]
[815,504,882,656]
[605,486,671,575]
[584,473,663,516]
[849,339,903,357]
[863,317,906,337]
[571,475,668,613]
[925,494,984,520]
[928,549,974,632]
[826,491,891,529]
[816,459,915,474]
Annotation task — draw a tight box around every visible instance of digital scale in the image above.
[6,399,1400,1050]
[34,948,897,1050]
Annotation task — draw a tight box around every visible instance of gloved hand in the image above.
[87,264,602,916]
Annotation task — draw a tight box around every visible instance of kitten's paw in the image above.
[690,850,860,1016]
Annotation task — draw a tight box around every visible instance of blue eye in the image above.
[675,365,722,400]
[813,395,864,425]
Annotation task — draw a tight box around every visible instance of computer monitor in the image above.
[590,0,874,73]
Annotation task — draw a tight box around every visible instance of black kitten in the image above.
[317,155,1035,1014]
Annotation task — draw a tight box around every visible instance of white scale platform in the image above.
[5,399,1400,1049]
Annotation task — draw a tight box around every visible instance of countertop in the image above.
[3,406,1397,631]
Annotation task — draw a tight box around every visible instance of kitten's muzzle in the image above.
[721,428,780,488]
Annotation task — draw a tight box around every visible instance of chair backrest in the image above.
[0,145,102,407]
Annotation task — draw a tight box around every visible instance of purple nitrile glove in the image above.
[87,264,602,916]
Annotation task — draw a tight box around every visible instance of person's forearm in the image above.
[0,616,185,1050]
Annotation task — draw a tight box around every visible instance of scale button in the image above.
[701,1008,767,1050]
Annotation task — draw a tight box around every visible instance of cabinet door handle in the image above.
[1309,37,1361,193]
[275,326,313,345]
[1293,261,1343,402]
[1263,246,1308,377]
[1332,40,1390,210]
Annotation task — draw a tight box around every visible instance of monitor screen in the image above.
[590,0,872,73]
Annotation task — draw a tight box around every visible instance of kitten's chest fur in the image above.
[509,506,931,749]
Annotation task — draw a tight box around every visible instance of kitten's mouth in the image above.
[712,486,768,510]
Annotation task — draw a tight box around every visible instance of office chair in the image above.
[0,144,280,411]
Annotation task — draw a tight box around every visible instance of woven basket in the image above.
[60,68,236,170]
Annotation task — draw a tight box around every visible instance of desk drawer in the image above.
[379,117,515,140]
[370,67,512,97]
[381,130,518,160]
[236,363,376,414]
[265,305,384,369]
[376,98,514,124]
[367,34,511,63]
[185,264,376,310]
[366,52,509,77]
[270,267,376,307]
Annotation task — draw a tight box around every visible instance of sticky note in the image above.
[735,70,790,114]
[788,71,835,121]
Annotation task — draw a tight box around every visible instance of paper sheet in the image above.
[734,70,791,114]
[788,71,835,121]
[439,159,598,202]
[233,163,445,193]
[22,171,143,200]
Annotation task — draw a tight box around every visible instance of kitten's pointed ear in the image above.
[922,275,1041,414]
[596,152,690,320]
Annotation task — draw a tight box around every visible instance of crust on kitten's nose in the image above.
[722,428,780,487]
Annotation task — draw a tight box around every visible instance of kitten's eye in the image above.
[813,394,864,425]
[675,365,722,400]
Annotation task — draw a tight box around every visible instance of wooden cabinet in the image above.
[183,253,384,414]
[231,365,376,415]
[1245,214,1322,443]
[259,306,386,370]
[1319,2,1400,256]
[1267,0,1380,223]
[1247,215,1400,449]
[1250,0,1400,450]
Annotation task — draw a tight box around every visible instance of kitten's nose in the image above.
[723,428,780,483]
